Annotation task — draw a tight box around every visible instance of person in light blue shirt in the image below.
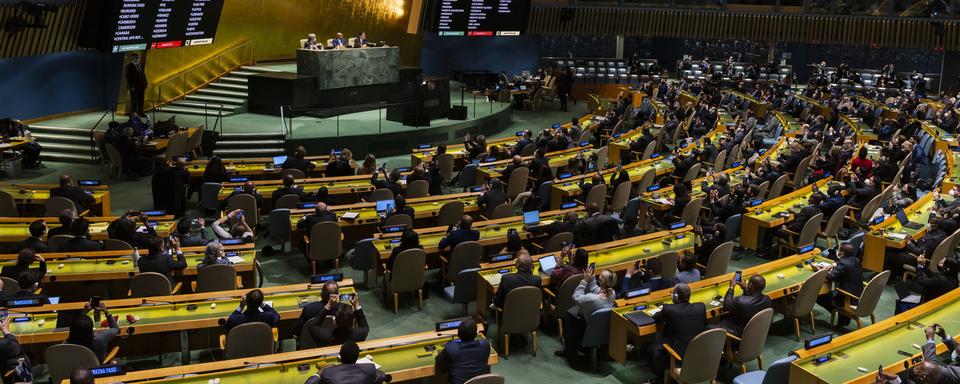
[675,253,702,284]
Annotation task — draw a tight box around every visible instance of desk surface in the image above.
[373,208,583,258]
[791,288,960,384]
[13,283,352,345]
[479,227,695,288]
[290,192,482,228]
[95,328,496,384]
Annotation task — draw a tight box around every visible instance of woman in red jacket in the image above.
[850,146,873,178]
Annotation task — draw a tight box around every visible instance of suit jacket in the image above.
[224,305,281,330]
[311,363,387,384]
[493,270,540,308]
[907,229,947,258]
[653,302,707,357]
[438,228,480,251]
[125,61,148,89]
[0,264,45,284]
[922,341,960,384]
[137,252,188,282]
[828,256,863,298]
[330,38,348,47]
[282,158,315,174]
[271,186,304,204]
[577,214,619,245]
[47,225,70,239]
[309,308,369,347]
[478,190,507,217]
[64,237,103,252]
[297,211,339,231]
[722,290,772,335]
[50,185,95,209]
[15,237,48,253]
[787,205,821,233]
[436,339,491,384]
[917,265,958,302]
[293,302,343,337]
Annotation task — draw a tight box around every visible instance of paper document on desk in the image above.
[356,356,382,369]
[227,256,245,263]
[901,294,922,304]
[887,233,908,240]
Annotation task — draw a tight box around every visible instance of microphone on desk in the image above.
[140,299,174,309]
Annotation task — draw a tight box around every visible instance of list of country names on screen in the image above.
[436,0,527,36]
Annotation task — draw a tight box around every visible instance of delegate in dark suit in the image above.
[51,185,95,210]
[309,363,387,384]
[297,205,339,232]
[493,264,541,308]
[438,228,480,252]
[125,55,148,115]
[921,337,960,384]
[435,338,491,384]
[721,283,772,336]
[15,237,48,253]
[816,245,862,328]
[650,300,707,374]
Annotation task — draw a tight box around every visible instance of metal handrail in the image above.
[149,40,256,111]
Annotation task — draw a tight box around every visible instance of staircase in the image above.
[157,66,281,117]
[28,124,98,163]
[213,132,287,159]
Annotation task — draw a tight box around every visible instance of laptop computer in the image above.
[538,255,558,274]
[272,156,288,166]
[376,199,396,214]
[624,305,656,326]
[523,210,540,226]
[895,210,923,230]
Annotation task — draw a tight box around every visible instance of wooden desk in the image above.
[186,155,329,179]
[371,207,584,275]
[475,146,596,185]
[475,226,695,318]
[10,248,257,300]
[18,282,354,363]
[609,249,827,364]
[789,288,960,384]
[289,192,483,231]
[92,327,497,384]
[411,136,519,167]
[640,166,747,211]
[0,215,174,244]
[0,242,253,261]
[142,128,198,151]
[0,183,112,216]
[740,178,836,250]
[549,157,675,210]
[862,193,945,272]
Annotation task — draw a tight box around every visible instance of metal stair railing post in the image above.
[89,105,116,162]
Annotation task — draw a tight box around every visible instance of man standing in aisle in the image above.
[126,53,148,115]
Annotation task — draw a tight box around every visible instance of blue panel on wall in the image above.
[420,34,542,77]
[0,50,122,120]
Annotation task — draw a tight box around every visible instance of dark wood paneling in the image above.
[0,0,88,59]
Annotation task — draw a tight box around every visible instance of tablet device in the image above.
[376,199,396,213]
[272,156,288,166]
[538,255,558,274]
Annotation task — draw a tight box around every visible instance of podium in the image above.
[295,47,400,90]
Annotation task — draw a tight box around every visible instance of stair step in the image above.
[220,76,248,84]
[230,70,259,77]
[40,151,98,163]
[184,94,246,106]
[216,139,285,146]
[195,88,248,98]
[37,142,95,153]
[219,132,286,139]
[240,66,281,73]
[28,125,96,134]
[208,82,248,91]
[169,101,241,111]
[158,106,233,117]
[30,133,91,143]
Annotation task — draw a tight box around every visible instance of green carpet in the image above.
[15,98,900,384]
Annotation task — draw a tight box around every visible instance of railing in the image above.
[146,40,256,112]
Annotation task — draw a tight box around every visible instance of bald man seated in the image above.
[492,250,541,309]
[297,202,338,231]
[877,324,960,384]
[438,215,480,253]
